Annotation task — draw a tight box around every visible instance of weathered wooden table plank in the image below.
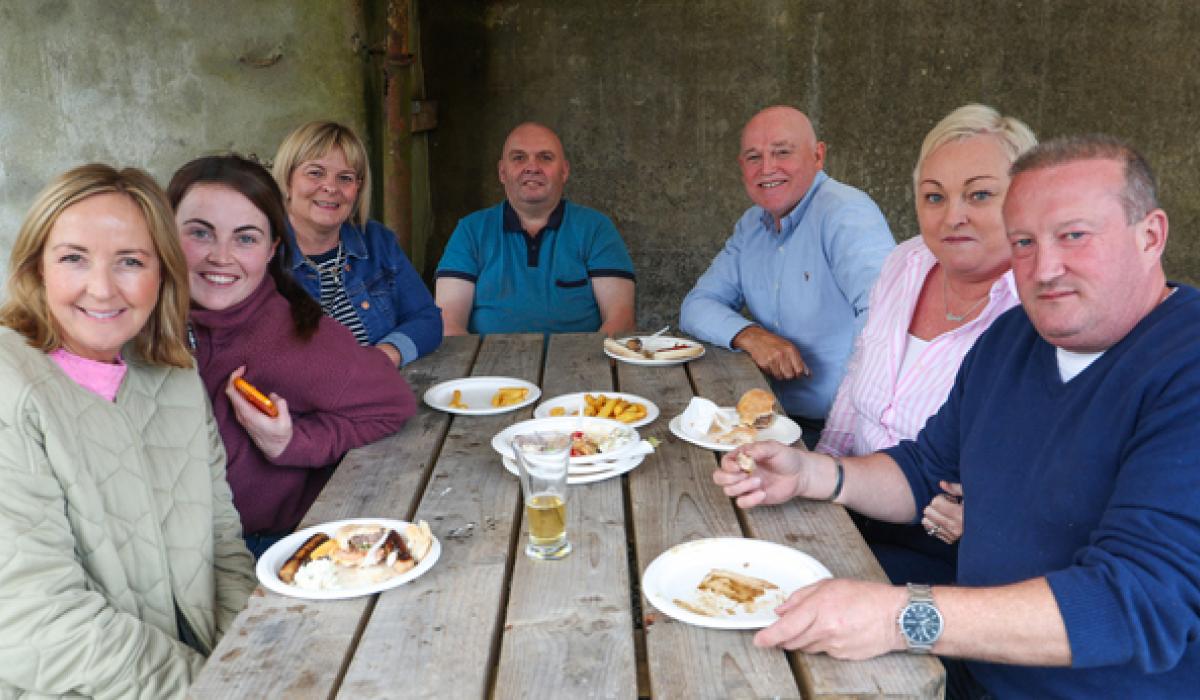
[494,332,638,699]
[190,335,480,700]
[621,351,803,699]
[195,335,943,699]
[690,346,945,699]
[337,334,544,698]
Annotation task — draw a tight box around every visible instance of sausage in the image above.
[234,377,279,417]
[278,533,330,583]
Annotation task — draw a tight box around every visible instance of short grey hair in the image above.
[1009,134,1158,224]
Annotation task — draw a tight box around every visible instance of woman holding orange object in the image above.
[169,154,416,556]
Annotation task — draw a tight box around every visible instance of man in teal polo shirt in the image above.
[435,122,636,336]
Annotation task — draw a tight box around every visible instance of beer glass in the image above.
[513,432,572,560]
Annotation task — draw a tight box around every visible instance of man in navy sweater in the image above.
[714,135,1200,697]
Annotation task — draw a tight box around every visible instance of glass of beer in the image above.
[513,432,572,560]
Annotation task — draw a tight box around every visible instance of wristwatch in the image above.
[897,583,943,653]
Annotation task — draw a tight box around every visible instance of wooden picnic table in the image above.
[191,332,944,699]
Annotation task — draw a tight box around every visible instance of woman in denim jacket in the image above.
[273,121,442,367]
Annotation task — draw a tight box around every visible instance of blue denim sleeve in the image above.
[368,221,443,364]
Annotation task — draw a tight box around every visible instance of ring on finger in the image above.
[926,524,941,537]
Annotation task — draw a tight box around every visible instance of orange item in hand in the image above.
[233,377,278,417]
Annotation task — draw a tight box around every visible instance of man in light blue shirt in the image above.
[681,106,894,445]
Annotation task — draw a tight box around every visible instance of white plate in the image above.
[604,335,706,366]
[492,416,641,465]
[501,453,645,484]
[668,412,803,451]
[423,376,540,415]
[256,518,441,600]
[642,537,831,629]
[534,391,660,428]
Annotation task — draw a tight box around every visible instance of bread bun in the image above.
[653,343,703,360]
[604,338,645,360]
[716,425,757,446]
[736,389,776,428]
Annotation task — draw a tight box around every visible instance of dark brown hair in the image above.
[167,154,323,340]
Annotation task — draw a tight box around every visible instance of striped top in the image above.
[815,237,1019,458]
[308,244,370,345]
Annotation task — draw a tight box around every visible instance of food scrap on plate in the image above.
[672,568,783,617]
[491,387,529,407]
[604,336,703,361]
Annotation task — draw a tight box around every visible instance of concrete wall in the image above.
[420,0,1200,331]
[0,0,370,275]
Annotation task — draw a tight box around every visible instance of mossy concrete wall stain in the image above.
[421,0,1200,330]
[0,1,368,277]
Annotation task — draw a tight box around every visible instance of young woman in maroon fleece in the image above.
[168,155,416,557]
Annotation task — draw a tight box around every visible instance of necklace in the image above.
[303,239,343,271]
[942,273,989,323]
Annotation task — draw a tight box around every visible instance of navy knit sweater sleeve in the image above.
[885,286,1200,697]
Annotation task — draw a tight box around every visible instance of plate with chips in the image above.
[423,377,540,416]
[534,391,660,428]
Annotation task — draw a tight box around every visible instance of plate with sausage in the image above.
[423,376,540,416]
[603,336,705,366]
[257,518,441,600]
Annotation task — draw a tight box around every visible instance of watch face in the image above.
[901,602,943,645]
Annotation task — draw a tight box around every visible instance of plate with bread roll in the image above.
[423,376,540,416]
[604,335,705,366]
[668,388,803,451]
[257,518,440,600]
[642,537,832,629]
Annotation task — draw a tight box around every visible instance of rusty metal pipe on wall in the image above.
[383,0,413,254]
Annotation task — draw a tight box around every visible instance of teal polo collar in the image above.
[502,199,567,267]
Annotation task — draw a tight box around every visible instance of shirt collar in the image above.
[756,170,828,237]
[287,220,369,271]
[503,198,566,235]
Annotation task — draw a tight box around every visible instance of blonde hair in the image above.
[272,120,371,228]
[0,164,193,368]
[913,104,1038,191]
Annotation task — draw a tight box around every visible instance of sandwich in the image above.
[736,389,776,429]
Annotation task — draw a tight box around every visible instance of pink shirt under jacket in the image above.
[815,236,1019,458]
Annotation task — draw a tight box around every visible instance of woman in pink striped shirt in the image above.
[815,104,1036,584]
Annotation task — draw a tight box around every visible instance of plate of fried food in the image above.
[423,376,540,415]
[534,391,659,428]
[642,537,832,629]
[603,335,705,366]
[669,388,803,451]
[257,518,440,600]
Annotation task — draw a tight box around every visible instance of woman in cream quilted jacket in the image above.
[0,164,257,697]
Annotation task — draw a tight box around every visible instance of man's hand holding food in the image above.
[715,441,919,659]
